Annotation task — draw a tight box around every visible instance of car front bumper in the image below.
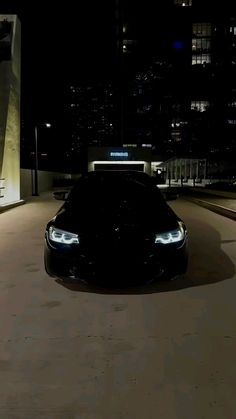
[44,234,188,284]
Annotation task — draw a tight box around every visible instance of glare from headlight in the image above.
[49,226,79,244]
[155,221,185,244]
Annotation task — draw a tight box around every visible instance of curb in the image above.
[184,197,236,221]
[0,199,25,213]
[190,187,236,199]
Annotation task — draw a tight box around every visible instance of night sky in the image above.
[1,0,233,122]
[1,1,180,117]
[1,0,119,120]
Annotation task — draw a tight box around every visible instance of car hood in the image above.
[51,202,180,235]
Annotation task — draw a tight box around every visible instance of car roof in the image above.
[67,170,167,206]
[70,170,163,196]
[85,170,152,182]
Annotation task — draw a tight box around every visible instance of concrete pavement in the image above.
[181,188,236,221]
[159,183,236,220]
[0,192,236,418]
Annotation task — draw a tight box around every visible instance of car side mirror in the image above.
[53,191,69,201]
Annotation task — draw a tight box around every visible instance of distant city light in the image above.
[123,144,137,148]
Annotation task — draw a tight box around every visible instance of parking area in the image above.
[0,192,235,418]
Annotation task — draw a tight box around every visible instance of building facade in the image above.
[62,1,236,178]
[120,0,236,162]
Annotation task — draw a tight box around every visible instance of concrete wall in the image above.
[0,15,21,206]
[20,169,77,199]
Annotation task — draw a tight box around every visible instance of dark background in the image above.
[2,0,236,175]
[2,0,235,118]
[1,0,193,117]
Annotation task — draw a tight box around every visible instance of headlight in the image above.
[48,226,79,244]
[155,221,185,244]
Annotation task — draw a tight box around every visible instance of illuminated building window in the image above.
[192,23,211,37]
[171,122,178,128]
[192,38,211,51]
[171,119,188,127]
[174,0,192,5]
[123,39,136,54]
[192,54,211,65]
[192,23,211,65]
[137,105,152,114]
[191,100,209,112]
[171,131,182,142]
[230,26,236,35]
[123,39,135,46]
[227,119,236,124]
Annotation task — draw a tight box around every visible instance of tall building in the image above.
[62,82,115,172]
[58,0,236,177]
[166,0,236,163]
[119,0,236,168]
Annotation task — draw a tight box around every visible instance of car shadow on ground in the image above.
[55,219,235,295]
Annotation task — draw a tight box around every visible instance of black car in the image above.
[44,171,188,285]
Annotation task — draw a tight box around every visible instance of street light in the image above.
[32,122,51,196]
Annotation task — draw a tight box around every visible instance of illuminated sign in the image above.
[109,151,129,157]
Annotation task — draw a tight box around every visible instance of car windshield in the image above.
[67,174,166,215]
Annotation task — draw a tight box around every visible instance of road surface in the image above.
[0,193,235,419]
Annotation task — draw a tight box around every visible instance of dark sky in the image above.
[2,0,232,121]
[0,0,193,121]
[1,0,118,119]
[12,0,167,121]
